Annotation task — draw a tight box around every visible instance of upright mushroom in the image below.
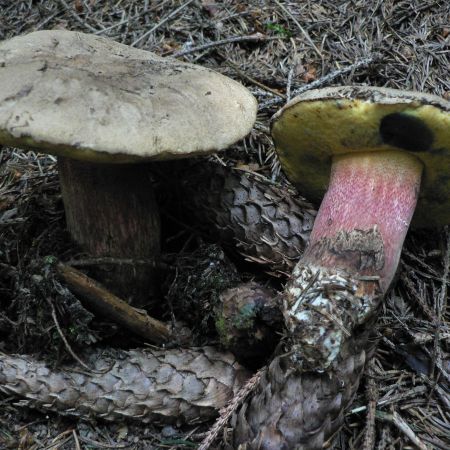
[0,30,257,306]
[272,86,449,370]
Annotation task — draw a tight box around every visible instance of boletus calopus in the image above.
[232,87,449,449]
[272,86,450,370]
[0,30,257,306]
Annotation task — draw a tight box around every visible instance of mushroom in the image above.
[271,86,450,371]
[0,30,257,306]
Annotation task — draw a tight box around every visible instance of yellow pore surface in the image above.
[272,98,450,228]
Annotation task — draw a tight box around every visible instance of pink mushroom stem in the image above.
[285,150,423,371]
[304,150,423,291]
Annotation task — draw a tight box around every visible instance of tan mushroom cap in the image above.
[271,86,450,228]
[0,30,257,162]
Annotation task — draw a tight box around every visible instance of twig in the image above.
[286,65,295,102]
[170,33,280,58]
[273,0,322,57]
[94,11,148,35]
[290,54,379,96]
[286,39,298,102]
[131,0,196,47]
[72,430,81,450]
[349,384,428,414]
[376,427,392,450]
[45,428,74,450]
[45,296,97,373]
[420,374,450,410]
[225,58,286,99]
[198,368,264,450]
[66,256,173,271]
[42,436,73,450]
[56,262,174,345]
[362,360,378,450]
[259,55,379,109]
[375,410,428,450]
[57,0,99,33]
[76,434,132,448]
[431,226,449,379]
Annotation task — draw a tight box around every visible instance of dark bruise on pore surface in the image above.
[379,113,434,152]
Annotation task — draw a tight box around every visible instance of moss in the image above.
[232,303,258,330]
[215,316,230,346]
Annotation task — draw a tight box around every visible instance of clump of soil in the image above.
[165,243,243,342]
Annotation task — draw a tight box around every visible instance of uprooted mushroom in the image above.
[232,86,450,448]
[274,86,449,370]
[0,29,257,307]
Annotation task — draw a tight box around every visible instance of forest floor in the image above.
[0,1,449,449]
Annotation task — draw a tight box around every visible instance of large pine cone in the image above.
[0,347,249,425]
[178,161,316,276]
[232,323,376,449]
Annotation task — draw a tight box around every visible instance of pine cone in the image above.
[232,324,376,449]
[0,346,249,425]
[179,161,316,276]
[216,282,283,368]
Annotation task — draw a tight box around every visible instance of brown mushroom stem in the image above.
[285,150,422,371]
[58,157,161,307]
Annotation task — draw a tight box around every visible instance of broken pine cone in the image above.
[216,282,283,369]
[177,160,316,276]
[166,243,242,339]
[167,245,282,368]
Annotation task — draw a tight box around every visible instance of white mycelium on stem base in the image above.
[285,150,422,371]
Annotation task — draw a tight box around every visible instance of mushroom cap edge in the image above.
[0,29,257,163]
